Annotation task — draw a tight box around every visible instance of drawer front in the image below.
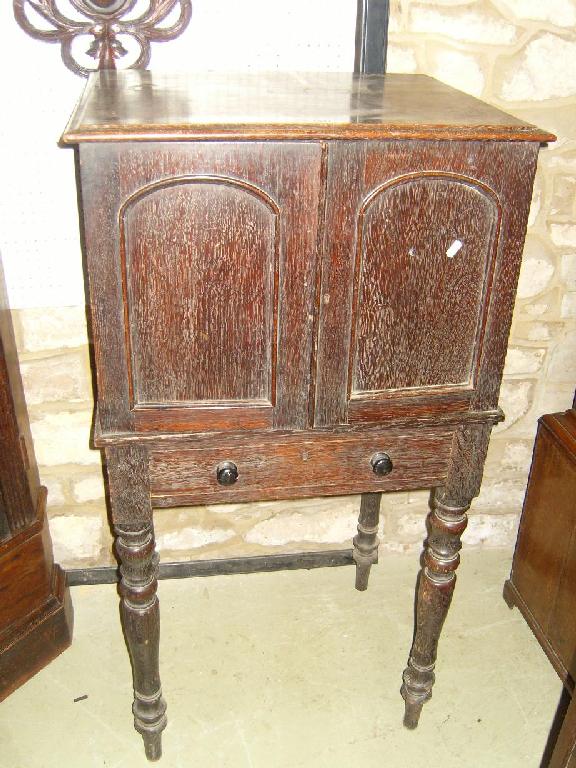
[149,429,454,506]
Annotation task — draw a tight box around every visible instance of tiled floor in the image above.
[0,549,562,767]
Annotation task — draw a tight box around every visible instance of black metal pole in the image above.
[354,0,390,74]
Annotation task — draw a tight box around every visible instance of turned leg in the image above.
[115,523,166,760]
[353,492,381,591]
[106,446,166,761]
[401,424,492,729]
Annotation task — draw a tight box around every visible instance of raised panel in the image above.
[120,176,278,408]
[350,173,500,397]
[314,140,538,428]
[81,141,323,435]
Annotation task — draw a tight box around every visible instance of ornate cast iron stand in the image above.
[13,0,192,76]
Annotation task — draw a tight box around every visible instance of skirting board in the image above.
[67,548,356,586]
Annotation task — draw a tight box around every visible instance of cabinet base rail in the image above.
[66,548,355,586]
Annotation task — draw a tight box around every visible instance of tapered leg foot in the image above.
[143,731,163,762]
[401,658,434,728]
[353,493,381,591]
[402,692,426,730]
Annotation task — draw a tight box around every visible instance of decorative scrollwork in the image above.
[13,0,192,77]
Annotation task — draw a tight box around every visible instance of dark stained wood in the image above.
[148,427,454,506]
[123,177,279,406]
[133,404,273,434]
[0,554,72,702]
[93,406,504,446]
[115,522,165,762]
[314,140,366,427]
[401,422,492,727]
[67,549,356,586]
[352,174,499,393]
[353,492,381,591]
[505,407,576,768]
[316,139,539,427]
[506,408,576,689]
[81,140,323,434]
[0,259,40,534]
[106,445,166,761]
[61,71,555,145]
[0,501,53,630]
[0,257,73,701]
[347,391,472,423]
[63,68,550,758]
[79,143,132,432]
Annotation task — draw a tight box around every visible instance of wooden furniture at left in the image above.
[0,258,73,701]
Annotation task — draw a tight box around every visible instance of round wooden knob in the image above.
[371,452,393,476]
[216,461,239,486]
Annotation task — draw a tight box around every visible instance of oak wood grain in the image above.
[316,139,539,427]
[81,141,323,434]
[62,71,554,144]
[352,173,499,393]
[67,69,550,759]
[122,176,278,405]
[93,405,503,446]
[148,427,453,505]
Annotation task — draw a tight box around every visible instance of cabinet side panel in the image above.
[512,416,576,678]
[80,144,133,432]
[470,143,539,411]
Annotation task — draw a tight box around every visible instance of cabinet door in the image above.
[315,140,538,426]
[81,142,324,434]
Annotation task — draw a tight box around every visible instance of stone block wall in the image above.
[2,0,575,568]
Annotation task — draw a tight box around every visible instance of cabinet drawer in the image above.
[149,429,454,506]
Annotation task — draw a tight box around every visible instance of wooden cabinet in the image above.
[64,70,552,759]
[0,258,73,700]
[505,406,576,767]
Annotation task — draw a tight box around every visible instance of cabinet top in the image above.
[62,70,554,144]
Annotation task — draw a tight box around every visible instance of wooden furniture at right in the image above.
[505,403,576,767]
